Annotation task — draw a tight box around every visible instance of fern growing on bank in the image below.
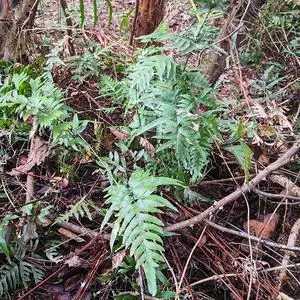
[101,169,182,295]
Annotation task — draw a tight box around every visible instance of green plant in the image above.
[250,63,285,97]
[0,213,45,297]
[248,0,300,65]
[120,8,135,34]
[139,1,225,56]
[101,169,182,295]
[0,71,87,149]
[55,196,93,223]
[78,0,113,27]
[0,215,18,260]
[101,49,219,182]
[67,50,106,82]
[0,261,44,297]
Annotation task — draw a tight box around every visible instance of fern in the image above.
[101,169,182,296]
[100,75,125,102]
[0,71,87,149]
[45,240,63,263]
[100,55,219,181]
[56,197,93,223]
[127,53,178,106]
[104,51,219,182]
[138,10,224,55]
[0,261,44,297]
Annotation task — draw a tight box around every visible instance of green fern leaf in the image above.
[0,261,44,297]
[101,170,182,295]
[55,197,93,223]
[226,142,253,181]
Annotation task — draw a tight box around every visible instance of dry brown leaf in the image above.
[64,255,83,268]
[112,250,126,269]
[110,128,156,156]
[58,227,85,243]
[110,128,129,140]
[243,213,280,239]
[9,136,48,176]
[140,137,155,157]
[258,153,270,165]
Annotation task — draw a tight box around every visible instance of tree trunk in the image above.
[131,0,164,46]
[206,0,262,84]
[0,0,39,61]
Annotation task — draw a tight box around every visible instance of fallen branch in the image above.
[19,171,35,229]
[57,219,110,240]
[46,142,300,248]
[205,220,300,252]
[278,218,300,289]
[254,188,300,202]
[270,174,300,197]
[165,140,300,232]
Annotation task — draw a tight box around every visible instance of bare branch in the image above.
[165,140,300,232]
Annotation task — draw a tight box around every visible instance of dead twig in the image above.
[55,219,110,241]
[270,174,300,197]
[278,218,300,290]
[18,171,35,229]
[177,225,208,291]
[184,263,300,289]
[129,0,140,46]
[204,220,300,252]
[254,188,300,202]
[18,237,98,299]
[198,175,251,186]
[165,140,300,232]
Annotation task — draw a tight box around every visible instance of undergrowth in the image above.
[0,0,299,298]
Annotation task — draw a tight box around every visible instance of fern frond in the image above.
[100,75,126,101]
[45,240,63,263]
[127,55,178,106]
[56,197,93,223]
[0,261,44,297]
[101,170,182,296]
[101,44,220,182]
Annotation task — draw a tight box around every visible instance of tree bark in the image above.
[0,0,39,61]
[131,0,164,46]
[0,0,14,56]
[206,0,262,84]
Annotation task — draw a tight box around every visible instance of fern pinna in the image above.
[101,169,182,295]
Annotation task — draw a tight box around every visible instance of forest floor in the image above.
[1,0,300,299]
